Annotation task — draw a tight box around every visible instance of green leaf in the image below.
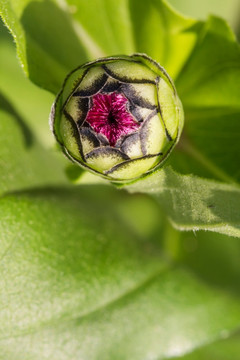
[66,0,199,79]
[0,94,66,195]
[168,0,240,31]
[127,0,199,79]
[177,16,239,105]
[0,0,200,92]
[0,22,55,147]
[124,166,240,238]
[0,187,165,339]
[178,230,240,296]
[65,0,135,56]
[174,16,240,182]
[0,2,240,359]
[124,14,240,238]
[2,1,239,236]
[0,0,89,93]
[174,230,240,360]
[1,188,240,359]
[178,332,240,360]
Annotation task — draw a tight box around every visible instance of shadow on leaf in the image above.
[0,92,33,147]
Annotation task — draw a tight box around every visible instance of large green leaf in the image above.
[0,187,166,340]
[0,188,240,359]
[124,166,240,238]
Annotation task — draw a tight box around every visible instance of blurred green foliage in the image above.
[0,1,240,359]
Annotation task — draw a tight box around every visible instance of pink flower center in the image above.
[85,92,140,146]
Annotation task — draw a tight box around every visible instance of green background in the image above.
[0,0,240,359]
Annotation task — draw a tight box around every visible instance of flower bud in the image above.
[50,54,184,182]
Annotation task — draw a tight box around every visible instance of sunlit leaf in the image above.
[125,166,240,238]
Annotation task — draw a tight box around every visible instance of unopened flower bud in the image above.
[50,54,184,182]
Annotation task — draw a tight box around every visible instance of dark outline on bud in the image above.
[50,53,184,182]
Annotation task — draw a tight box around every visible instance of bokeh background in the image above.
[168,0,240,39]
[0,0,240,359]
